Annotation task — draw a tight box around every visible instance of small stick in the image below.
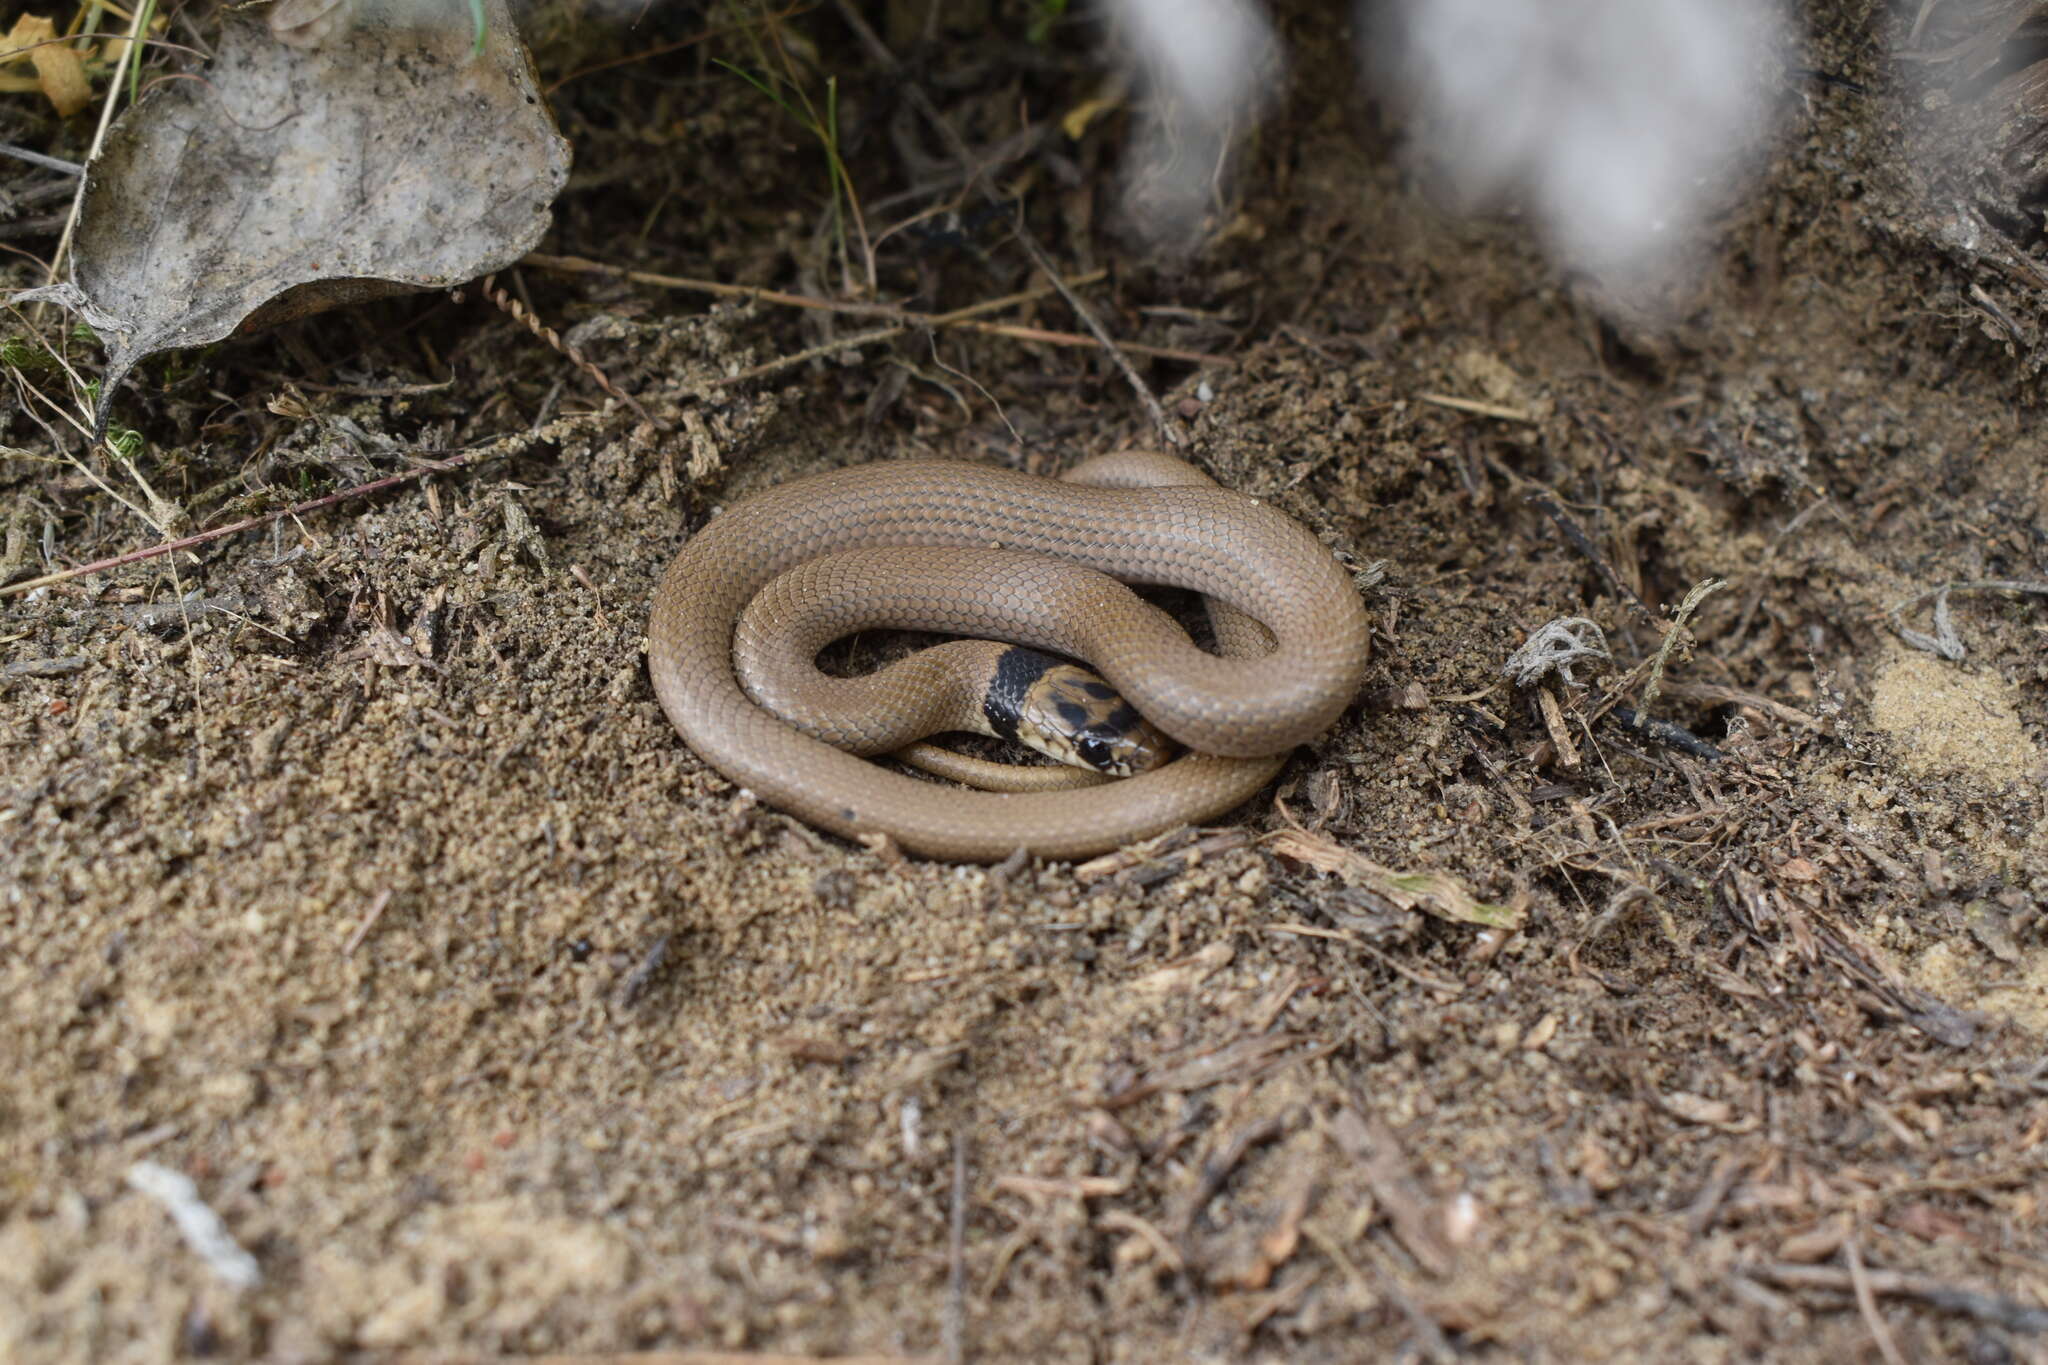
[1415,392,1536,423]
[1887,578,2048,660]
[1536,686,1581,770]
[0,418,588,598]
[342,889,394,955]
[951,318,1226,366]
[1636,576,1725,718]
[1653,681,1821,732]
[943,1132,968,1365]
[523,252,922,318]
[532,264,1131,388]
[615,932,673,1009]
[462,273,662,429]
[378,1352,932,1364]
[1746,1262,2048,1333]
[1846,1237,1909,1365]
[1607,705,1725,762]
[0,142,84,176]
[1529,490,1655,623]
[528,253,1113,345]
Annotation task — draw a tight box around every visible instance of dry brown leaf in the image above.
[0,14,40,59]
[2,15,90,116]
[10,1,569,434]
[1268,829,1526,929]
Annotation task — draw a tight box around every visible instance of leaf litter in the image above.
[8,0,568,434]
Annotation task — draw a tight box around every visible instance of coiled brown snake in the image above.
[647,451,1372,861]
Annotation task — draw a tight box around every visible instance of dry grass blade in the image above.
[1268,829,1525,929]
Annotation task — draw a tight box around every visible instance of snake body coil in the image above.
[647,454,1371,861]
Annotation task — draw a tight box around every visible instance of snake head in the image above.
[1016,661,1176,777]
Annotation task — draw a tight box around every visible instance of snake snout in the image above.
[1017,661,1177,777]
[1069,712,1177,777]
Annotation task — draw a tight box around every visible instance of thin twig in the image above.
[1637,577,1725,718]
[541,0,818,96]
[1653,681,1821,732]
[341,889,395,956]
[527,253,1108,335]
[8,367,167,536]
[698,272,1152,388]
[1887,578,2048,660]
[1846,1238,1909,1365]
[0,142,84,176]
[523,252,913,319]
[1747,1262,2048,1333]
[377,1353,928,1364]
[951,318,1226,366]
[2,463,444,597]
[718,321,914,387]
[46,0,149,285]
[615,932,674,1009]
[1607,705,1725,761]
[462,272,663,429]
[944,1131,968,1365]
[1416,392,1536,423]
[0,418,592,598]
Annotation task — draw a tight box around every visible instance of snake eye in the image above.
[1074,734,1112,769]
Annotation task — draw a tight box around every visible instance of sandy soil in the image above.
[2,2,2044,1361]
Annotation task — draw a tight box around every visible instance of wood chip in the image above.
[1327,1108,1456,1278]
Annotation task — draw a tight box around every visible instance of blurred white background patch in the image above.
[1103,0,1284,244]
[1106,0,1788,288]
[1377,0,1787,283]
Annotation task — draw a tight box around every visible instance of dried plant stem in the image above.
[1637,577,1725,718]
[45,0,150,286]
[524,253,1104,328]
[520,260,1223,384]
[0,419,593,599]
[463,273,663,429]
[0,463,456,599]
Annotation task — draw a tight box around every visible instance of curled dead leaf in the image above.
[8,0,569,435]
[2,15,92,117]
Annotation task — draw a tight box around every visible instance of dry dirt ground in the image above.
[3,2,2046,1361]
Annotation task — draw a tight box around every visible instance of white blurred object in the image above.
[1372,0,1786,283]
[1104,0,1786,284]
[1109,0,1278,124]
[126,1160,262,1289]
[1102,0,1283,242]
